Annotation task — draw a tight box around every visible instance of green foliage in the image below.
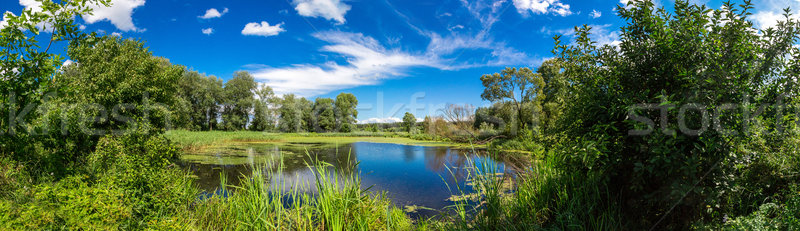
[222,71,257,130]
[56,36,184,132]
[251,85,277,131]
[335,92,358,132]
[88,134,197,225]
[279,94,302,132]
[175,70,224,131]
[441,152,621,230]
[190,158,414,230]
[0,0,109,172]
[0,175,130,230]
[313,97,336,132]
[402,112,416,132]
[551,0,800,228]
[480,67,544,132]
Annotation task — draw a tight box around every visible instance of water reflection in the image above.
[180,142,523,217]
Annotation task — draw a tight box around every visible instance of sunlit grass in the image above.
[187,153,414,230]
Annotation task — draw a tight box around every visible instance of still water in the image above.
[180,142,523,217]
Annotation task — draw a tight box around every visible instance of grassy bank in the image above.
[165,130,479,151]
[188,159,415,230]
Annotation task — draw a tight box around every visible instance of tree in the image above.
[55,36,184,133]
[474,107,505,130]
[176,70,223,131]
[534,59,568,134]
[251,85,276,131]
[334,93,358,132]
[480,67,545,132]
[221,71,257,130]
[298,97,313,132]
[250,101,269,131]
[442,104,475,132]
[402,112,416,132]
[553,0,800,228]
[278,94,301,132]
[1,0,110,164]
[313,98,336,132]
[422,116,433,134]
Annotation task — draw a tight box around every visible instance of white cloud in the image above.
[752,11,783,30]
[202,28,213,35]
[425,32,540,68]
[449,25,465,31]
[199,8,229,19]
[358,117,424,124]
[590,9,601,18]
[82,0,146,32]
[357,117,402,124]
[542,24,621,47]
[589,24,622,47]
[61,59,74,68]
[111,32,122,37]
[0,11,13,30]
[17,0,50,30]
[250,31,438,96]
[513,0,573,17]
[78,24,86,30]
[752,10,799,30]
[293,0,351,24]
[241,21,285,37]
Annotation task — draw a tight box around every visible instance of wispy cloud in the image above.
[249,32,439,96]
[541,24,621,47]
[358,117,423,124]
[241,21,285,37]
[0,11,13,30]
[590,9,602,18]
[392,0,540,68]
[251,0,543,97]
[512,0,573,17]
[749,0,799,30]
[199,7,229,19]
[293,0,351,24]
[201,28,213,35]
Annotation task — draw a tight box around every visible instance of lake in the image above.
[180,141,524,217]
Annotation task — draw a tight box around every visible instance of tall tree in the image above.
[402,112,416,133]
[480,67,544,131]
[177,70,224,131]
[298,97,313,132]
[334,93,358,132]
[251,85,277,131]
[313,98,336,132]
[278,94,301,132]
[221,71,257,130]
[537,59,567,133]
[56,36,184,133]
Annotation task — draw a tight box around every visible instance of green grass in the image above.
[165,130,477,151]
[164,130,281,149]
[436,151,624,230]
[187,154,414,230]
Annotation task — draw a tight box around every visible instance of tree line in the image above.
[169,70,359,132]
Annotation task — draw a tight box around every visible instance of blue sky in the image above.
[1,0,796,123]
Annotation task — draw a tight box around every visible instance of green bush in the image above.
[551,0,800,228]
[0,176,130,230]
[88,134,197,225]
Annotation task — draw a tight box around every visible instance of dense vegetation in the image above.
[169,69,360,133]
[1,0,799,230]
